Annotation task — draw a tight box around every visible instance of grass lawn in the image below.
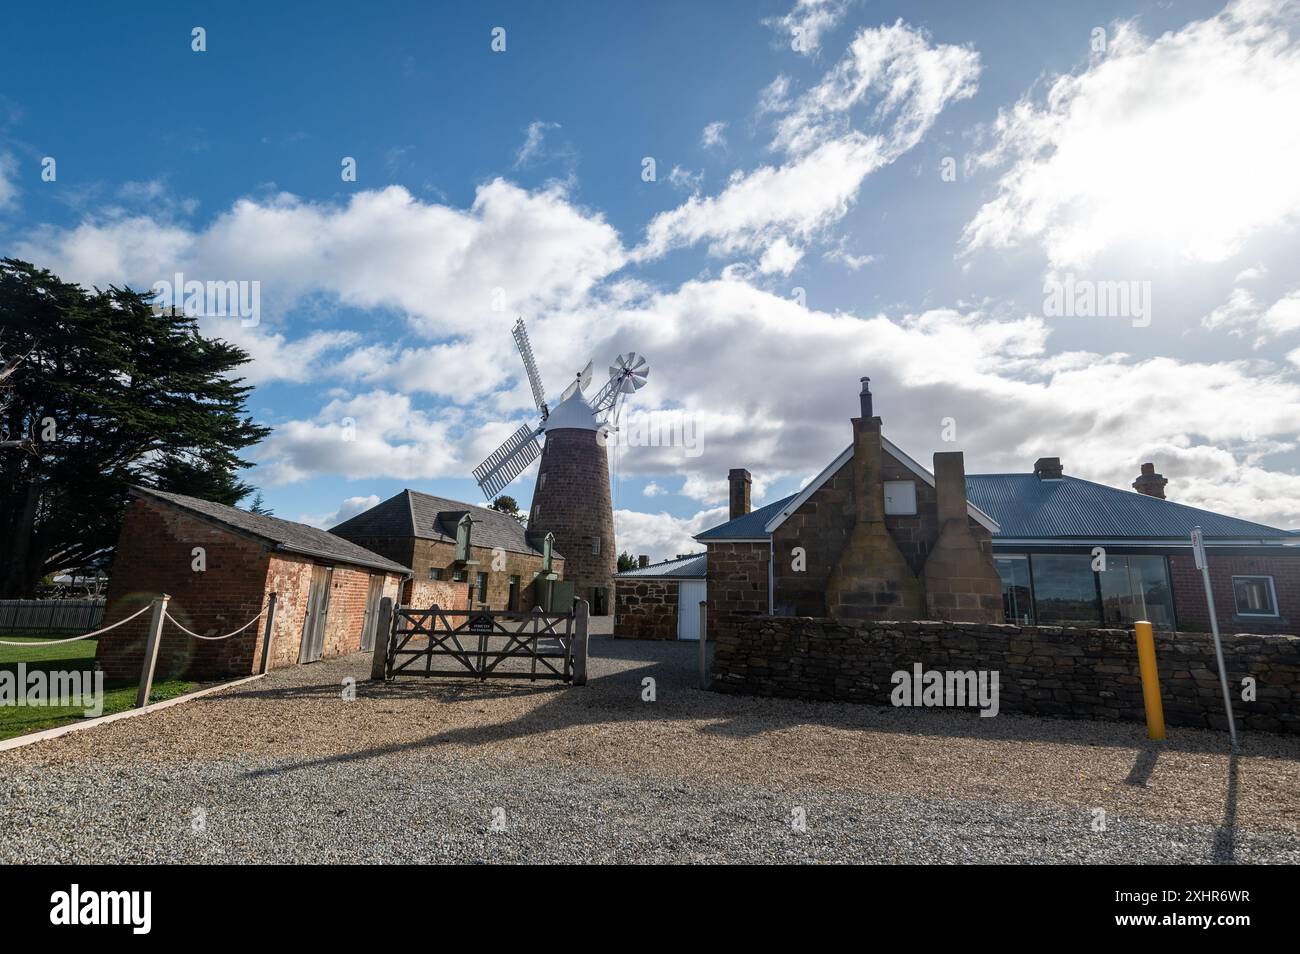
[0,634,196,741]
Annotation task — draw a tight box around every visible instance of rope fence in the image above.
[164,604,267,641]
[0,603,152,646]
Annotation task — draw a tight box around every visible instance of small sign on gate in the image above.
[466,613,494,634]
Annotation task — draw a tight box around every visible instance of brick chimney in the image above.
[1133,462,1167,499]
[1033,457,1063,480]
[637,554,650,568]
[728,468,752,520]
[923,451,1003,623]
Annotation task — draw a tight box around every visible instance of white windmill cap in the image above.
[542,391,599,431]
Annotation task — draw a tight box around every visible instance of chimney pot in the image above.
[1033,457,1063,480]
[859,376,873,419]
[1133,461,1168,499]
[637,554,649,568]
[728,468,752,520]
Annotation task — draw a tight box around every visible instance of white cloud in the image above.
[770,20,981,158]
[643,481,667,497]
[765,0,851,57]
[257,390,463,484]
[613,507,724,563]
[0,153,18,212]
[514,120,560,168]
[963,0,1300,269]
[301,494,381,529]
[1202,285,1300,341]
[758,236,804,275]
[701,121,728,151]
[636,21,979,264]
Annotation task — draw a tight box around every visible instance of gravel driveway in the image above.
[2,637,1298,864]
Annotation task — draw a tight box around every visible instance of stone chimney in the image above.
[923,452,1003,623]
[637,554,650,568]
[1133,462,1167,499]
[1034,457,1063,480]
[728,468,752,520]
[824,382,924,621]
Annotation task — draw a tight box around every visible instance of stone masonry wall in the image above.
[530,427,616,611]
[705,542,768,631]
[712,614,1300,734]
[408,538,561,611]
[615,578,679,639]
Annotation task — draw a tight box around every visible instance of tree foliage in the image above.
[0,258,269,597]
[617,551,637,572]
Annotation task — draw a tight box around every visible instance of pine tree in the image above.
[0,258,270,597]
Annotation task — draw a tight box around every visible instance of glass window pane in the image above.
[1130,556,1176,630]
[994,557,1033,624]
[1233,577,1277,616]
[1029,555,1100,627]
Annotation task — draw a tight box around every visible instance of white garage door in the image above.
[676,580,707,640]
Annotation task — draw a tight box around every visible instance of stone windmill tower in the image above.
[473,318,649,614]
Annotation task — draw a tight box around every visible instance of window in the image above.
[539,473,547,491]
[591,537,601,555]
[451,569,467,583]
[1029,554,1100,627]
[508,575,520,612]
[476,571,488,604]
[427,567,441,581]
[994,556,1033,625]
[883,480,917,515]
[1233,576,1278,617]
[1099,556,1175,631]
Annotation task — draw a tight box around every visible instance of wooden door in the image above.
[299,565,334,663]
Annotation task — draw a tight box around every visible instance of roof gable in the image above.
[132,487,409,574]
[331,489,554,557]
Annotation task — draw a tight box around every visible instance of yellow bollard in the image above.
[1133,620,1166,741]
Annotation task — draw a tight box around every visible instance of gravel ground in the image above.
[2,637,1298,864]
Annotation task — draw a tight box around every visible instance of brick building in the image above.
[617,379,1300,640]
[96,488,409,680]
[329,489,564,612]
[613,553,706,640]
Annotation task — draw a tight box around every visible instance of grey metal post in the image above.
[135,594,170,709]
[698,601,708,689]
[258,591,278,675]
[369,597,394,681]
[572,598,589,686]
[1192,527,1239,747]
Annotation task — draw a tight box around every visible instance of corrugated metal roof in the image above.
[694,494,798,541]
[616,553,707,579]
[133,487,410,574]
[965,474,1288,541]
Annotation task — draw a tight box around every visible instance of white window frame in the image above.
[883,480,917,516]
[591,537,601,555]
[1232,575,1279,618]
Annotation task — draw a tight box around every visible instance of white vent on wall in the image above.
[884,480,917,515]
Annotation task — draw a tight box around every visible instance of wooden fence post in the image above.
[369,597,394,681]
[135,594,170,709]
[258,591,278,675]
[572,598,589,686]
[698,601,708,690]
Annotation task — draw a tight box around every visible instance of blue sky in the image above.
[3,0,1300,557]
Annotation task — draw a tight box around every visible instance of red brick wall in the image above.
[96,498,272,680]
[615,578,679,639]
[1169,550,1300,634]
[96,496,404,680]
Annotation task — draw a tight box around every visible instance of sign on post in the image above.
[1191,526,1239,747]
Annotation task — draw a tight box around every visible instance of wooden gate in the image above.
[379,600,589,685]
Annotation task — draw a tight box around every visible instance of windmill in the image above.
[472,318,649,499]
[472,317,649,614]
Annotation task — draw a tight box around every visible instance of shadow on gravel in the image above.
[1213,749,1240,863]
[237,637,1282,791]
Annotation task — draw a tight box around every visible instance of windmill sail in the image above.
[512,317,549,420]
[473,425,542,498]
